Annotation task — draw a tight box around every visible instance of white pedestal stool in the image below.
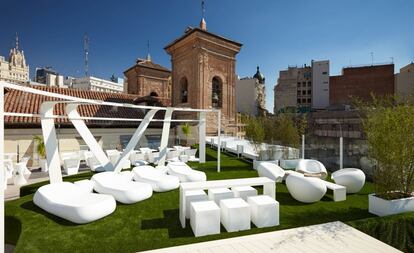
[247,195,279,228]
[185,190,208,218]
[231,186,258,201]
[208,188,234,205]
[220,198,251,232]
[190,201,220,237]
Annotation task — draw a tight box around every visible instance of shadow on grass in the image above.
[141,209,194,238]
[5,216,21,245]
[20,201,79,227]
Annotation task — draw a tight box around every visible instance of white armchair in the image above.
[257,162,285,183]
[63,158,80,175]
[130,152,148,166]
[295,159,328,179]
[184,149,199,162]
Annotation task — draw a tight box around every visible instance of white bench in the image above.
[322,180,346,202]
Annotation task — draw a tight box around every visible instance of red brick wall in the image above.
[330,64,395,105]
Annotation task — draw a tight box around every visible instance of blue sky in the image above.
[1,0,413,111]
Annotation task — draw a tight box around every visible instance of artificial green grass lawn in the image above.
[6,148,379,253]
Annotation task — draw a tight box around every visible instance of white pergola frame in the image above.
[0,81,222,252]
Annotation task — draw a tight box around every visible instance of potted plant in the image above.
[181,123,191,147]
[359,97,414,216]
[34,135,48,172]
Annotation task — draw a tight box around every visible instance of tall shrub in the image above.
[244,116,265,152]
[359,97,414,199]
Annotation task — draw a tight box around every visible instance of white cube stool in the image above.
[74,179,95,193]
[190,201,220,237]
[231,186,258,201]
[208,188,234,205]
[220,198,251,232]
[185,190,209,218]
[179,154,189,163]
[247,195,279,228]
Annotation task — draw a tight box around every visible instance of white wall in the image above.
[236,78,258,115]
[312,60,330,109]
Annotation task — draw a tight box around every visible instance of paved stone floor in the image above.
[142,221,401,253]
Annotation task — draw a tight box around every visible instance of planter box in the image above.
[253,160,278,170]
[369,193,414,217]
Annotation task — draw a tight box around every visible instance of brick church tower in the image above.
[164,12,242,134]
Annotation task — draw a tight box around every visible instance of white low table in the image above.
[180,177,275,228]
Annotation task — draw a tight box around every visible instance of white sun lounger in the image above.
[91,171,153,204]
[167,161,206,182]
[33,182,116,224]
[133,165,180,192]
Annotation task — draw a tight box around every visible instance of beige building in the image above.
[0,34,29,84]
[236,66,266,116]
[66,76,124,93]
[395,62,414,99]
[164,18,242,134]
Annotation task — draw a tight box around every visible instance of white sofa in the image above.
[63,158,80,175]
[295,159,328,179]
[257,162,285,183]
[167,161,206,182]
[331,168,366,193]
[92,171,153,204]
[33,182,116,224]
[133,165,179,192]
[286,174,327,203]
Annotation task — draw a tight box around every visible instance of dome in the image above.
[253,66,265,84]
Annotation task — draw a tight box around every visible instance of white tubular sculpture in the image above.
[286,174,327,203]
[295,159,328,179]
[331,168,366,193]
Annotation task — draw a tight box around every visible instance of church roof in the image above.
[164,27,242,50]
[253,66,265,84]
[124,59,170,74]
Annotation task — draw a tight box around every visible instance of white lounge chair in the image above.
[108,152,131,170]
[87,156,105,172]
[286,174,327,203]
[166,150,181,162]
[184,149,199,162]
[13,162,28,186]
[331,168,366,193]
[91,171,153,204]
[295,159,328,179]
[63,157,80,175]
[33,182,116,224]
[167,161,206,182]
[257,162,285,183]
[132,165,179,192]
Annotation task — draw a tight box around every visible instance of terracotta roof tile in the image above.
[4,85,168,128]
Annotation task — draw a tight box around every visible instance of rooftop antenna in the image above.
[390,57,394,63]
[146,40,151,61]
[370,52,374,66]
[84,33,89,77]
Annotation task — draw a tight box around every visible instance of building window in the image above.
[297,99,301,103]
[322,71,328,75]
[307,98,311,103]
[150,91,158,97]
[307,90,311,95]
[297,90,301,95]
[302,90,306,95]
[212,76,222,108]
[307,81,311,86]
[180,77,188,103]
[302,99,306,103]
[297,82,301,85]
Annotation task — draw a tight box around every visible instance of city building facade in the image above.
[35,67,66,87]
[124,56,171,99]
[67,76,124,93]
[0,35,29,84]
[274,60,329,113]
[236,66,266,116]
[395,62,414,100]
[330,63,394,106]
[165,18,242,134]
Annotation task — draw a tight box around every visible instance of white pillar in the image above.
[217,110,221,172]
[66,104,113,172]
[114,108,159,172]
[0,84,4,252]
[301,134,305,159]
[198,112,206,163]
[156,108,174,167]
[40,102,63,184]
[340,136,343,170]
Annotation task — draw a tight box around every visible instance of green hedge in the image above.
[347,212,414,253]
